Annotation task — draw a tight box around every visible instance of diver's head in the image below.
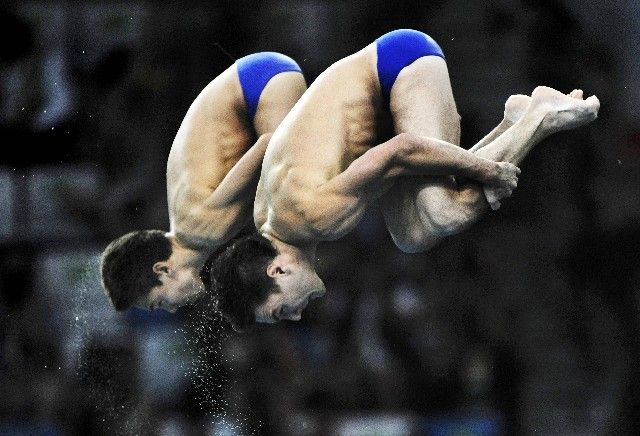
[204,232,325,331]
[256,237,326,323]
[101,230,203,313]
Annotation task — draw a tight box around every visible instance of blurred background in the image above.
[1,1,639,435]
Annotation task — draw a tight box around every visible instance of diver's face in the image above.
[255,261,326,323]
[141,266,203,313]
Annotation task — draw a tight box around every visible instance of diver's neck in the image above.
[182,248,208,270]
[168,233,208,270]
[264,233,318,265]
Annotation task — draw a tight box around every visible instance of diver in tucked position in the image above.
[205,29,599,331]
[100,53,307,313]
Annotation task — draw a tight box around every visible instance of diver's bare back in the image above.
[167,66,252,240]
[255,45,383,243]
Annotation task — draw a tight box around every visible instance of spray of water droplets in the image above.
[180,293,263,435]
[68,252,262,434]
[71,254,153,434]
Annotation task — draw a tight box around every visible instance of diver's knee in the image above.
[390,228,435,254]
[428,205,473,237]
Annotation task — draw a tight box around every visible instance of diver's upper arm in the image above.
[319,133,414,199]
[173,134,272,245]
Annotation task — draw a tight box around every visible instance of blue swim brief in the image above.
[236,52,302,120]
[376,29,445,101]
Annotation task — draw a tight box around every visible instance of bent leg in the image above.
[379,55,599,253]
[378,55,476,252]
[468,94,531,153]
[236,52,307,135]
[253,71,307,135]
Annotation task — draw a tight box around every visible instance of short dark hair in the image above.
[201,232,279,332]
[100,230,172,311]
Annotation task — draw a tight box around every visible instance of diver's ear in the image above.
[153,261,170,276]
[266,259,286,278]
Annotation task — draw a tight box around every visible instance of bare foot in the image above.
[569,89,583,99]
[530,86,600,133]
[504,94,531,125]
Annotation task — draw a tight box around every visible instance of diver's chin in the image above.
[256,319,275,325]
[255,313,278,324]
[291,305,306,321]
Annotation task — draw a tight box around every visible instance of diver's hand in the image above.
[483,162,520,210]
